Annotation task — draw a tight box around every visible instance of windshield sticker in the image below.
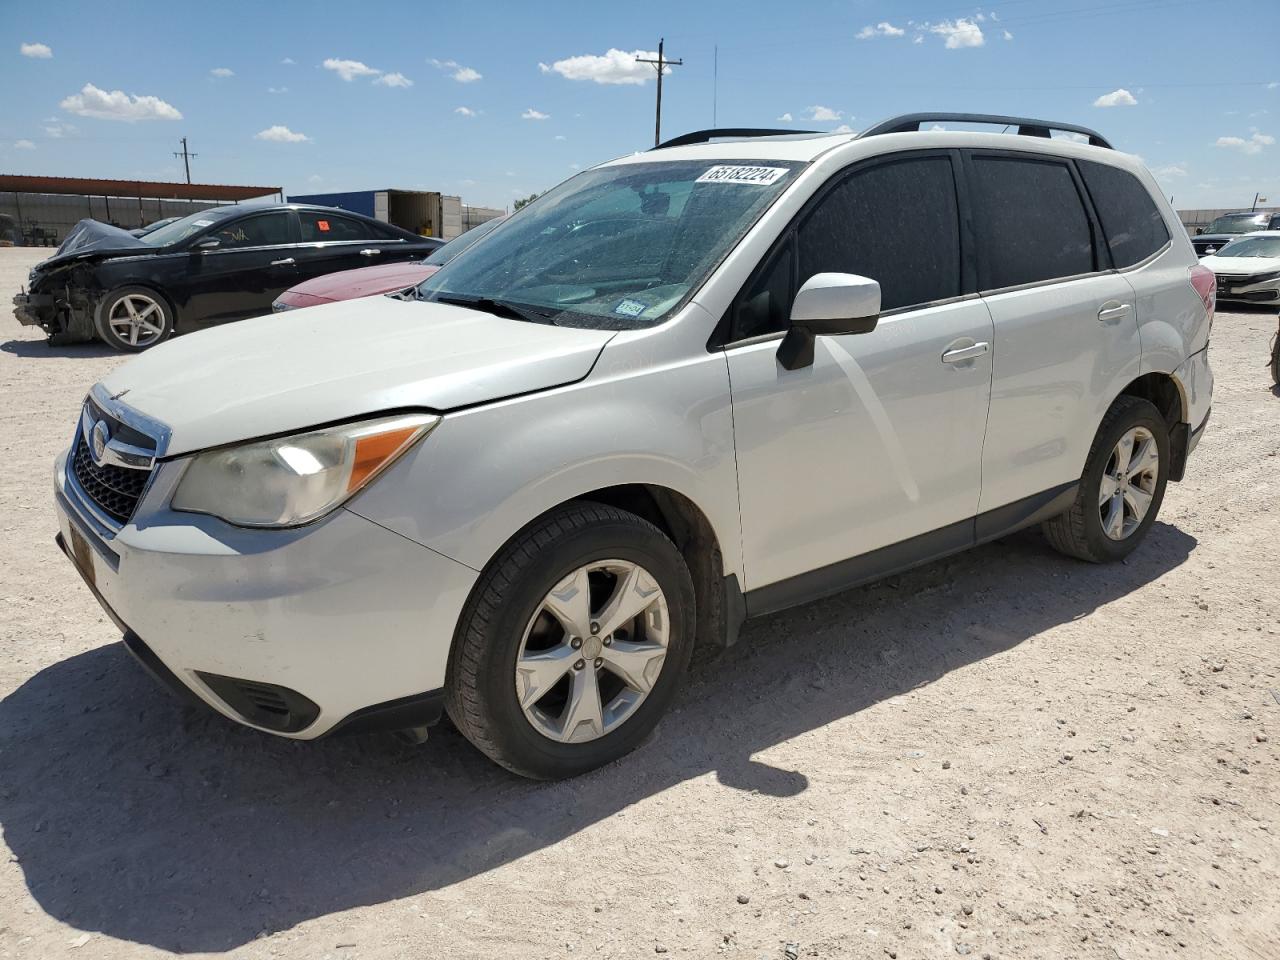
[696,165,789,186]
[317,219,331,232]
[613,298,647,318]
[192,219,213,227]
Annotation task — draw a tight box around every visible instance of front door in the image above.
[180,210,298,328]
[725,152,995,603]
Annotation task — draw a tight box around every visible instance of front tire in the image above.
[94,286,174,352]
[445,502,696,780]
[1043,395,1170,563]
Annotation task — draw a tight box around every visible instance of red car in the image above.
[271,216,505,312]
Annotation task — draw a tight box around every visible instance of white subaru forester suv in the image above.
[56,114,1214,779]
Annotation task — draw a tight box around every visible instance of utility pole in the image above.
[173,137,197,183]
[637,38,683,147]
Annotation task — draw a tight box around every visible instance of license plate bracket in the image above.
[67,524,97,589]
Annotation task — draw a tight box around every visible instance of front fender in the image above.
[346,350,744,580]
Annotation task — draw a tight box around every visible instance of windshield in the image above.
[1205,214,1269,235]
[138,207,238,247]
[422,215,504,266]
[1215,236,1280,258]
[416,159,803,329]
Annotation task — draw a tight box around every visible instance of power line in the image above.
[173,137,197,183]
[637,39,684,148]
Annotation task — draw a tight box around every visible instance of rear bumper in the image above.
[54,450,476,739]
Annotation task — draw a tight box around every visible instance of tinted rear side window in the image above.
[1078,160,1170,268]
[969,156,1094,289]
[796,155,961,312]
[299,212,376,242]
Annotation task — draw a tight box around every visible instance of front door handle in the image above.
[1098,301,1132,323]
[270,257,296,266]
[359,248,381,257]
[941,341,990,364]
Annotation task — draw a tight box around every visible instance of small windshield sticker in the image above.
[193,219,213,227]
[613,298,647,318]
[317,219,331,232]
[696,165,789,186]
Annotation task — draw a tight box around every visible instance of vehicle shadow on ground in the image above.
[0,522,1195,953]
[0,338,117,359]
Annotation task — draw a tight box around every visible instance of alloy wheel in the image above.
[1099,425,1159,540]
[515,560,670,743]
[107,293,166,348]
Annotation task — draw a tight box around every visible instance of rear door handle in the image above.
[359,248,381,257]
[1098,301,1132,323]
[941,341,990,364]
[270,257,296,266]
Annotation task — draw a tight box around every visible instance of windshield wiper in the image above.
[433,293,555,325]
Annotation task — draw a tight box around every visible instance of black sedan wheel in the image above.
[94,286,174,352]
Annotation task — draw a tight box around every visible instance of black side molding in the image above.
[122,631,207,709]
[325,690,447,738]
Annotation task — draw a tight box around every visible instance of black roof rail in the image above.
[859,113,1112,149]
[653,127,820,150]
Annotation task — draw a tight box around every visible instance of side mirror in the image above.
[1195,227,1204,236]
[777,273,881,370]
[194,237,221,251]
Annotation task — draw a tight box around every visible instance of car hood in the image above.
[100,296,616,456]
[1199,253,1280,274]
[285,261,440,301]
[38,219,151,271]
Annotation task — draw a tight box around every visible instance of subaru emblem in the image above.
[91,419,110,466]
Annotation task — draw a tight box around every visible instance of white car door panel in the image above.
[728,297,995,593]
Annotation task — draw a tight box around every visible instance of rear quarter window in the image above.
[1078,160,1170,268]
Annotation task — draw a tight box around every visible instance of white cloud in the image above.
[429,59,482,83]
[454,106,476,117]
[267,86,288,94]
[929,18,985,48]
[777,112,793,122]
[539,49,667,86]
[856,22,905,39]
[210,67,234,78]
[255,124,310,143]
[1152,164,1188,178]
[59,83,182,121]
[1215,132,1274,155]
[554,134,566,140]
[43,121,74,138]
[323,58,381,82]
[375,72,413,88]
[307,174,323,183]
[1093,88,1138,108]
[805,105,842,122]
[1002,29,1014,40]
[832,124,854,133]
[20,42,52,59]
[1268,81,1278,90]
[15,139,36,150]
[281,57,296,65]
[522,107,549,120]
[913,35,925,44]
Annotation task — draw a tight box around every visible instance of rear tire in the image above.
[445,502,696,780]
[94,286,174,352]
[1043,395,1170,563]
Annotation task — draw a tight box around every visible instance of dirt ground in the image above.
[0,244,1276,960]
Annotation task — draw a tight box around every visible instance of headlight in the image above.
[172,413,438,527]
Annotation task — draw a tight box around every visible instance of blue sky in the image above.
[2,0,1277,211]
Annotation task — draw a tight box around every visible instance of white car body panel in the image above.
[100,296,615,456]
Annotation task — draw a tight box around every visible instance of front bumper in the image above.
[1216,274,1280,303]
[12,291,55,327]
[54,450,478,739]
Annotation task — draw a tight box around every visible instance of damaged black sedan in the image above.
[13,203,441,351]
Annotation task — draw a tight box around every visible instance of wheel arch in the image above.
[1116,370,1190,480]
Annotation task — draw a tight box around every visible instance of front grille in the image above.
[71,435,150,525]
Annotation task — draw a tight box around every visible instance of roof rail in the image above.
[859,113,1112,149]
[653,127,820,150]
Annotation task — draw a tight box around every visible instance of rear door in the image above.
[177,210,298,328]
[292,210,410,286]
[726,151,996,599]
[965,150,1142,520]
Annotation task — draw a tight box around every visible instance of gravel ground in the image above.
[0,245,1277,960]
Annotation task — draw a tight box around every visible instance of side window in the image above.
[797,156,961,314]
[299,212,376,243]
[1078,160,1170,268]
[211,212,291,249]
[969,156,1095,288]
